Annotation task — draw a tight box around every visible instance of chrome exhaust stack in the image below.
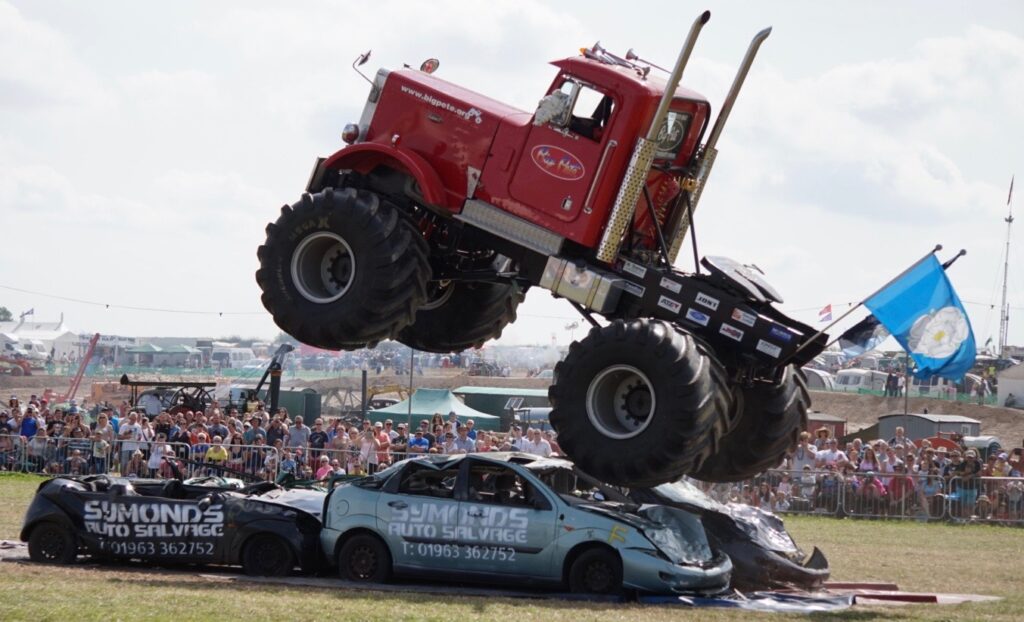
[596,10,711,264]
[667,26,772,263]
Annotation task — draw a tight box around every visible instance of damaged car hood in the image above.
[577,502,715,566]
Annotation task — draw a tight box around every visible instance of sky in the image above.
[1,0,1022,350]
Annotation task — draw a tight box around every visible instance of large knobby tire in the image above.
[28,522,77,564]
[568,548,623,594]
[256,188,430,350]
[242,534,295,576]
[549,319,731,487]
[692,365,810,483]
[338,534,392,583]
[397,281,525,353]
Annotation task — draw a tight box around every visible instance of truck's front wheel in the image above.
[256,188,430,349]
[691,365,809,482]
[549,319,731,487]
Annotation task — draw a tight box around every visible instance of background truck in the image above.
[257,10,827,486]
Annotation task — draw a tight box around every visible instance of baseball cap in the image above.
[998,452,1008,460]
[374,422,383,428]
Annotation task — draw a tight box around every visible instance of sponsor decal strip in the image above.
[731,308,757,327]
[695,292,720,311]
[719,323,744,342]
[660,277,682,294]
[756,339,782,358]
[685,308,710,326]
[657,295,682,314]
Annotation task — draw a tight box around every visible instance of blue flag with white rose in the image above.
[864,255,975,380]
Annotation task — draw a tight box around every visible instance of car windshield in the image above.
[529,464,631,506]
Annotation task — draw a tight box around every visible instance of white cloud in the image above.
[0,1,110,110]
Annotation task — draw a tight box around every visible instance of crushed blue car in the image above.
[320,452,732,595]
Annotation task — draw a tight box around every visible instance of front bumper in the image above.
[620,547,732,594]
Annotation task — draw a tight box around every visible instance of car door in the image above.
[456,459,558,579]
[375,462,462,571]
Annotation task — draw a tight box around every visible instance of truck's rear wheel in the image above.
[549,319,731,487]
[256,188,430,349]
[691,365,809,483]
[396,281,525,353]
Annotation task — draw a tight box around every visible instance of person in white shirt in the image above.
[118,412,143,469]
[792,432,818,472]
[519,428,551,457]
[815,438,847,469]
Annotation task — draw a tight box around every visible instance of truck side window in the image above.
[568,85,613,141]
[534,80,614,141]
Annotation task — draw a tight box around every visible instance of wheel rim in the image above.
[349,544,377,579]
[290,232,356,304]
[586,365,656,439]
[419,280,454,311]
[254,539,284,573]
[38,528,66,561]
[583,559,614,592]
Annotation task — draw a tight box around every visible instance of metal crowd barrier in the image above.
[177,443,282,482]
[699,469,1024,526]
[0,433,29,472]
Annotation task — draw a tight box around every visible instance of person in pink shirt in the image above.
[315,455,333,480]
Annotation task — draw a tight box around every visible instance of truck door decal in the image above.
[530,145,586,181]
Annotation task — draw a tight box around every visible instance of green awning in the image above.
[369,388,501,431]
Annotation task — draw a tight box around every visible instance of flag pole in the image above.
[860,244,943,303]
[780,244,943,365]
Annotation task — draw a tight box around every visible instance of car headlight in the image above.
[643,526,689,564]
[639,506,714,565]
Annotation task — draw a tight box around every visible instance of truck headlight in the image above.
[342,123,360,144]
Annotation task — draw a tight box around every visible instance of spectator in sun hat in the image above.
[974,494,994,520]
[8,395,22,417]
[992,453,1011,477]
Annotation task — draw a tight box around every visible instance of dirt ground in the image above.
[4,372,1021,446]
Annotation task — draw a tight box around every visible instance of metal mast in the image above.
[999,175,1014,358]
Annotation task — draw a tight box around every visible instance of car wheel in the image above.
[338,534,391,583]
[28,522,77,564]
[568,548,622,594]
[242,534,295,577]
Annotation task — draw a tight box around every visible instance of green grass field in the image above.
[2,472,1022,621]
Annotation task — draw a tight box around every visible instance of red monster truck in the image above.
[257,11,827,486]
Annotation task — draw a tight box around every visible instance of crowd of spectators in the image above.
[701,426,1024,523]
[0,394,562,482]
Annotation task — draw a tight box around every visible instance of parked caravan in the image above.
[833,369,888,393]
